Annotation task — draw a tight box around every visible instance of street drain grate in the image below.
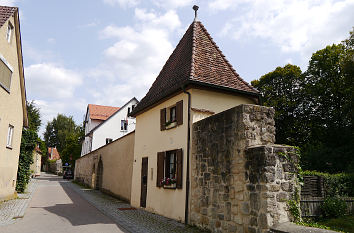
[118,207,136,211]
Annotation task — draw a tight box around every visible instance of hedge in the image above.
[302,170,354,197]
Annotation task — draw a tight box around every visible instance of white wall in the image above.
[81,111,102,156]
[91,99,138,151]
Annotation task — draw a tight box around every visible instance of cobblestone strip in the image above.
[66,182,206,233]
[0,179,38,226]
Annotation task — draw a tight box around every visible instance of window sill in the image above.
[165,122,177,130]
[6,145,12,150]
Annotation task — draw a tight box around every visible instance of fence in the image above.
[300,175,354,217]
[301,197,354,217]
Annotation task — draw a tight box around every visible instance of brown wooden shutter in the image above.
[176,100,183,125]
[160,108,166,131]
[157,152,165,187]
[176,149,183,189]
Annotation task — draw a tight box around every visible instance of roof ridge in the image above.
[196,21,257,92]
[189,21,197,79]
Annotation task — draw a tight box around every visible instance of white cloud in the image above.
[134,8,181,30]
[90,7,182,106]
[0,0,17,6]
[152,0,195,9]
[215,0,354,58]
[25,63,85,136]
[102,0,139,8]
[25,63,82,99]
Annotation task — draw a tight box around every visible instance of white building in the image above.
[81,98,138,156]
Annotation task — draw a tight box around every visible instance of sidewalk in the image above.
[66,181,207,233]
[0,179,37,226]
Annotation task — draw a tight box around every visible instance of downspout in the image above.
[182,86,191,224]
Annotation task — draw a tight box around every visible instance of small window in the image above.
[169,106,176,123]
[6,22,13,43]
[127,107,131,115]
[165,151,176,179]
[6,125,14,148]
[132,105,135,110]
[121,120,128,131]
[106,138,113,144]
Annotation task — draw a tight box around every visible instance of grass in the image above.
[299,215,354,233]
[318,215,354,233]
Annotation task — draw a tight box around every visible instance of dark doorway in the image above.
[96,157,103,190]
[140,157,148,208]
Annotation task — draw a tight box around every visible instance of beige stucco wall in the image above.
[75,131,135,202]
[30,151,41,177]
[0,15,24,200]
[130,87,257,222]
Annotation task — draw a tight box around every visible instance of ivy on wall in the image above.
[16,129,36,193]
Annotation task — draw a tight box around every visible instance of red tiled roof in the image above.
[48,147,60,160]
[0,6,16,28]
[88,104,120,121]
[131,20,258,116]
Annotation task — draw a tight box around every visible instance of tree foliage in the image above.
[253,28,354,173]
[26,101,41,132]
[44,114,83,166]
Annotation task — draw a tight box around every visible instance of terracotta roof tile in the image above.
[88,104,120,121]
[0,6,16,28]
[131,20,258,116]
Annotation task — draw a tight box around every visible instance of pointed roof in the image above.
[131,20,258,116]
[88,104,120,121]
[0,6,16,28]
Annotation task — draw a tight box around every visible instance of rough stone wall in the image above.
[245,145,299,232]
[190,104,298,233]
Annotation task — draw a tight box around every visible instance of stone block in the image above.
[249,216,258,226]
[225,202,231,221]
[241,202,250,215]
[276,192,288,202]
[281,182,293,192]
[250,192,260,211]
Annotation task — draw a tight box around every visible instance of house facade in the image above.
[90,97,138,151]
[130,17,259,222]
[30,145,42,177]
[81,104,119,156]
[0,6,28,201]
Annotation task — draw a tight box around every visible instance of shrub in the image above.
[320,197,347,218]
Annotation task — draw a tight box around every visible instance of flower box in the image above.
[163,183,176,189]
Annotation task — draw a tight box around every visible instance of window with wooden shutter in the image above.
[176,100,183,125]
[176,149,183,189]
[160,108,166,131]
[157,152,165,187]
[0,58,12,92]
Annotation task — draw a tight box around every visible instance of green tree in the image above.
[26,101,41,132]
[44,114,82,166]
[251,64,306,145]
[61,125,84,165]
[44,114,77,153]
[302,43,353,173]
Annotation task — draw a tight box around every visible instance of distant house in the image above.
[30,145,42,177]
[81,99,138,156]
[90,98,138,151]
[48,147,60,160]
[81,104,120,156]
[129,14,259,222]
[0,6,28,201]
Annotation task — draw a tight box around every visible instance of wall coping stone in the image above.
[270,222,338,233]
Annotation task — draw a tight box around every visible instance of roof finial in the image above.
[193,5,199,21]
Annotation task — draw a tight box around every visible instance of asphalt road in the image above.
[0,173,124,233]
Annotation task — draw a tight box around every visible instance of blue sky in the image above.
[1,0,354,135]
